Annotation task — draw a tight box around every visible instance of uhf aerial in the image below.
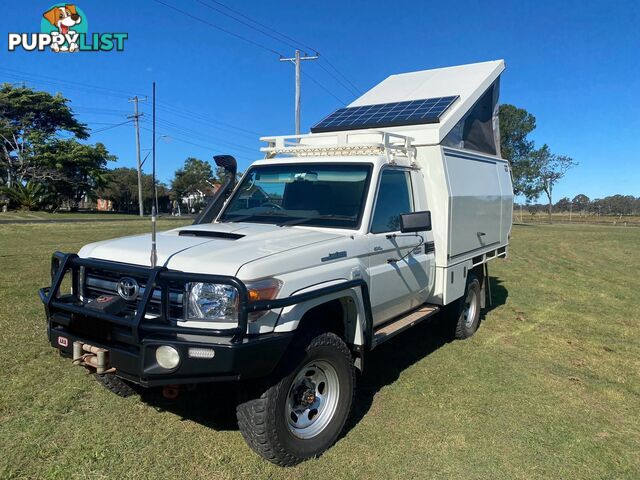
[150,82,158,268]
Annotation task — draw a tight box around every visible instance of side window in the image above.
[370,170,413,234]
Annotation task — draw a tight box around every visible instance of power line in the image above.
[195,0,301,52]
[300,69,347,105]
[0,67,144,98]
[155,102,260,137]
[73,106,131,114]
[154,0,349,105]
[90,120,133,134]
[152,118,257,154]
[194,0,361,96]
[321,57,363,95]
[201,0,317,52]
[140,125,253,161]
[151,0,284,56]
[315,62,360,97]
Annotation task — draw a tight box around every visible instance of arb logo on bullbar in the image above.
[7,4,128,53]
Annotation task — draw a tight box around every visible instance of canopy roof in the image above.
[311,60,505,148]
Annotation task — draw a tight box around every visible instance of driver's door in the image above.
[367,169,430,325]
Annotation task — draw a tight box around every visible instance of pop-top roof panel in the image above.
[308,60,505,144]
[310,96,458,133]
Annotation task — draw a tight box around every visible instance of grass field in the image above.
[1,220,639,479]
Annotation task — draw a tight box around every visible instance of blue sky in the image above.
[1,0,638,201]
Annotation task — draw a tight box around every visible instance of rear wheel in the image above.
[236,331,355,466]
[452,274,482,339]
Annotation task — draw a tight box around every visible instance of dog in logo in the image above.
[42,4,82,52]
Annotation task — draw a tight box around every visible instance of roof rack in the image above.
[260,130,416,165]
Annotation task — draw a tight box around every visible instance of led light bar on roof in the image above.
[311,96,459,133]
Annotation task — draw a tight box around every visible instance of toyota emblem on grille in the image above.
[117,277,139,301]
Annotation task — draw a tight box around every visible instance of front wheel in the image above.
[236,331,355,466]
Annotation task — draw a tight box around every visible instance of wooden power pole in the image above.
[128,95,147,216]
[280,50,319,135]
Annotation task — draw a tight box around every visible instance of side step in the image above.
[372,305,440,348]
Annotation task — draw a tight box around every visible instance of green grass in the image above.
[0,221,638,479]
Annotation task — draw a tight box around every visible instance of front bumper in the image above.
[48,323,293,387]
[40,252,293,386]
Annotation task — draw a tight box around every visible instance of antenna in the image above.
[150,82,158,268]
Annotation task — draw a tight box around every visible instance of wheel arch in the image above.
[273,282,369,349]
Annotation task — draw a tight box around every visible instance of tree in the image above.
[499,104,539,199]
[96,167,138,212]
[39,139,114,209]
[171,157,215,200]
[530,144,577,220]
[98,167,170,213]
[572,194,590,213]
[554,197,571,212]
[0,84,88,187]
[1,180,52,210]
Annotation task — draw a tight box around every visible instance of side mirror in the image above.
[400,211,432,233]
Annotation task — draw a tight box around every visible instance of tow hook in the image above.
[162,384,180,400]
[72,341,115,374]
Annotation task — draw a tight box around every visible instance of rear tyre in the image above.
[95,373,137,398]
[236,331,355,466]
[452,274,482,339]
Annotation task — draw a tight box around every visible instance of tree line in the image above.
[520,194,640,217]
[0,84,226,213]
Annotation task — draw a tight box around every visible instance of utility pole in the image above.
[280,50,319,135]
[128,96,147,216]
[569,201,572,222]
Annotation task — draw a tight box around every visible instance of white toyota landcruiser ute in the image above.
[40,60,513,465]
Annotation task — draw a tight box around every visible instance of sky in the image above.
[1,0,638,201]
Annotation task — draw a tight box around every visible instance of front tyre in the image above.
[236,331,355,466]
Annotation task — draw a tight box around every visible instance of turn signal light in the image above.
[246,278,282,302]
[246,278,283,322]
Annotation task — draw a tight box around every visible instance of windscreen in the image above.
[219,164,371,229]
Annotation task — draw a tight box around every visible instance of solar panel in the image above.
[310,96,459,133]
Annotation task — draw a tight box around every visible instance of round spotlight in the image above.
[155,345,180,369]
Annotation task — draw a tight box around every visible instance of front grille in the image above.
[82,267,184,320]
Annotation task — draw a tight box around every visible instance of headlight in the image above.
[185,282,239,322]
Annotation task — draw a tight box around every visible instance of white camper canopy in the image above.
[261,59,513,304]
[311,60,505,156]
